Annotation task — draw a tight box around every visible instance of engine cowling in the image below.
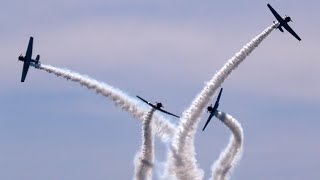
[284,16,291,23]
[18,55,25,61]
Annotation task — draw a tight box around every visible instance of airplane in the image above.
[267,3,301,41]
[202,88,223,131]
[136,95,180,118]
[18,37,41,82]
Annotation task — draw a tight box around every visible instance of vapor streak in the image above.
[211,111,243,180]
[134,108,156,180]
[166,24,277,179]
[39,64,176,141]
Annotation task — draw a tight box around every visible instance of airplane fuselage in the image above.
[18,54,40,68]
[202,88,223,131]
[207,103,218,113]
[275,16,291,33]
[267,3,301,41]
[136,96,180,118]
[19,37,42,82]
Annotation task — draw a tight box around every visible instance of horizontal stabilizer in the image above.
[35,55,40,64]
[278,26,284,32]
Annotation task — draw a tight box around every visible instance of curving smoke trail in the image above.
[38,64,176,141]
[166,24,277,179]
[134,108,156,180]
[211,111,243,180]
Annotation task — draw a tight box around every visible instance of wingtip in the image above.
[202,125,207,131]
[202,122,208,131]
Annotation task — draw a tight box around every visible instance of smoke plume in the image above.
[166,24,277,180]
[211,111,243,180]
[39,64,176,141]
[134,108,156,180]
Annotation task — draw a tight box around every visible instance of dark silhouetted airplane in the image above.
[267,4,301,41]
[136,96,180,118]
[202,88,223,131]
[18,37,41,82]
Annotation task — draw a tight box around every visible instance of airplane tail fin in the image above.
[278,26,284,32]
[35,55,40,63]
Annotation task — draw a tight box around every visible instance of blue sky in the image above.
[0,0,319,179]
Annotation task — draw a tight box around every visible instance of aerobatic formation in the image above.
[17,4,300,180]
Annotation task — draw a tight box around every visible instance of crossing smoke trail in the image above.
[166,23,278,179]
[134,108,156,180]
[38,64,176,141]
[211,111,243,180]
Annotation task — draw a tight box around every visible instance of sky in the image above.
[1,0,319,179]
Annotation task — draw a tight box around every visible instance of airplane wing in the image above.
[202,111,215,131]
[20,37,33,82]
[216,88,223,103]
[136,95,158,109]
[157,108,180,118]
[282,23,301,41]
[21,61,30,82]
[267,4,301,41]
[137,95,180,118]
[202,88,223,131]
[25,37,33,60]
[267,4,285,24]
[137,96,152,105]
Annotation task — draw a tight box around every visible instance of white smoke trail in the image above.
[134,108,156,180]
[166,24,277,179]
[38,64,176,141]
[211,111,243,180]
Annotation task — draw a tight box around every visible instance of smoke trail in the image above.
[134,108,156,180]
[166,24,277,179]
[38,64,176,141]
[211,111,243,180]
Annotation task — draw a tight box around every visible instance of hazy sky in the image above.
[1,1,319,179]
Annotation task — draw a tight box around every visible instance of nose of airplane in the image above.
[18,55,24,61]
[285,16,292,22]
